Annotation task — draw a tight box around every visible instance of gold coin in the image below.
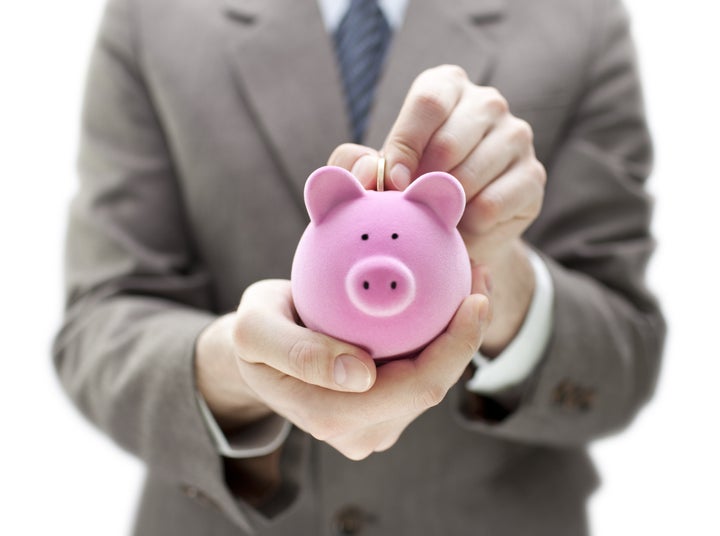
[377,157,386,192]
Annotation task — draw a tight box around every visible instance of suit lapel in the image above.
[221,0,350,198]
[220,0,507,195]
[365,0,507,149]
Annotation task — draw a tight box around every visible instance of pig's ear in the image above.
[403,172,466,230]
[305,166,366,223]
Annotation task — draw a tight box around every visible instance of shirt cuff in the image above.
[466,248,554,395]
[196,393,291,459]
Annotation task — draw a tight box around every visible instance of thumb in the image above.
[381,131,419,192]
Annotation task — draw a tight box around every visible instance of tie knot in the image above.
[334,0,392,143]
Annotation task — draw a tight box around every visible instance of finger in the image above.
[327,412,418,460]
[459,159,546,236]
[329,290,489,420]
[255,287,490,435]
[406,292,490,410]
[371,414,415,452]
[233,280,376,392]
[261,360,421,452]
[327,143,380,189]
[449,115,534,199]
[382,65,466,190]
[327,143,375,169]
[416,86,506,176]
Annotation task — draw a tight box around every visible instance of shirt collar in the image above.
[317,0,409,32]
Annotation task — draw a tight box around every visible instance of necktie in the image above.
[333,0,392,143]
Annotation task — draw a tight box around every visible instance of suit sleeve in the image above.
[51,0,295,529]
[457,0,666,445]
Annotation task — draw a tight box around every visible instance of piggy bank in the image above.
[291,166,471,360]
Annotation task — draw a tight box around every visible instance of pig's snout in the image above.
[345,256,416,317]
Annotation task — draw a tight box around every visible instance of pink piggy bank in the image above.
[291,166,472,360]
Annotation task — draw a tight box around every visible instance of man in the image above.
[54,0,665,534]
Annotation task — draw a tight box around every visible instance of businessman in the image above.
[54,0,665,534]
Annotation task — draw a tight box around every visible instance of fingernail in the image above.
[350,154,376,185]
[390,163,411,190]
[334,354,372,391]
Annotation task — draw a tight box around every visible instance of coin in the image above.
[377,157,386,192]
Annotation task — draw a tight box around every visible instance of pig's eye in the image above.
[391,233,399,240]
[361,234,369,241]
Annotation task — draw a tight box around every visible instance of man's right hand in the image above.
[196,277,490,460]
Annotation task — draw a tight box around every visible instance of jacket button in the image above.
[334,505,368,535]
[179,484,220,511]
[552,379,595,411]
[180,484,199,499]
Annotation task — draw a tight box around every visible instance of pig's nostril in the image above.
[345,256,416,317]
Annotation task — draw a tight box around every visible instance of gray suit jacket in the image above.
[53,0,665,534]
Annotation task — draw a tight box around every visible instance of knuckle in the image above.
[414,382,448,411]
[374,433,401,453]
[415,65,467,95]
[527,200,543,221]
[340,445,373,461]
[327,143,356,166]
[392,136,422,165]
[476,189,503,223]
[373,420,404,452]
[239,279,264,302]
[429,130,461,167]
[287,338,328,383]
[231,311,259,359]
[511,118,534,145]
[309,414,342,442]
[344,435,379,460]
[413,89,450,123]
[482,87,509,115]
[452,161,481,193]
[231,315,248,350]
[437,63,468,81]
[525,183,545,220]
[533,159,547,186]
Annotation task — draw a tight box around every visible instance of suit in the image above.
[53,0,665,534]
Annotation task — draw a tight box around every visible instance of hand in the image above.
[195,279,378,433]
[196,276,490,460]
[329,64,546,355]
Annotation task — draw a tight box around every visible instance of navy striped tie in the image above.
[334,0,392,143]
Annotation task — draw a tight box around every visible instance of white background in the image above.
[1,1,718,534]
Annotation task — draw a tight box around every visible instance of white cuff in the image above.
[196,393,291,459]
[466,249,554,394]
